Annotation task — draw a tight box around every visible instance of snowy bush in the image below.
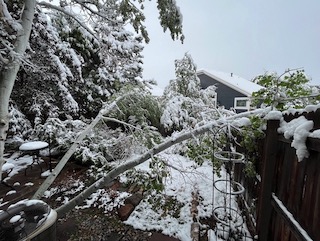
[33,118,87,156]
[110,88,163,129]
[73,126,135,165]
[161,95,197,132]
[6,103,33,149]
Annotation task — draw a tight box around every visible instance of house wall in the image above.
[198,73,247,109]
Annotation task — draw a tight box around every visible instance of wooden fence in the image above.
[235,109,320,241]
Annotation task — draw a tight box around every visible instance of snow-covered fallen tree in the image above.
[53,107,270,217]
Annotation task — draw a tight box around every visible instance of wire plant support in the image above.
[211,124,252,241]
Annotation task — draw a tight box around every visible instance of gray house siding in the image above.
[198,73,246,109]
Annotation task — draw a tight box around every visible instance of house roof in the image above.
[197,69,263,96]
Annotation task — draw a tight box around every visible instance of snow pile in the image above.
[278,116,314,161]
[264,110,283,120]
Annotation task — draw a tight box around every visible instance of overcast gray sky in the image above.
[141,0,320,89]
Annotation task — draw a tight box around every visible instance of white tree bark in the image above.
[0,0,36,181]
[55,107,269,217]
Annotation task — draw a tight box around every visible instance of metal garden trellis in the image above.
[211,124,254,241]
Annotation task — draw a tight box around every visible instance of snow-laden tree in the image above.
[164,53,200,99]
[6,102,32,147]
[0,0,184,180]
[11,2,144,125]
[252,69,320,110]
[161,53,218,133]
[11,9,82,126]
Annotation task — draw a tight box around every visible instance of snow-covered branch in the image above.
[0,0,23,33]
[102,116,143,131]
[37,1,98,39]
[72,0,115,23]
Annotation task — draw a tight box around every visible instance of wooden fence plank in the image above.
[271,194,313,241]
[300,157,317,238]
[257,119,280,241]
[292,160,307,224]
[312,174,320,239]
[287,155,300,215]
[277,145,295,203]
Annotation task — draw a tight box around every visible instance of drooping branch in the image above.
[72,0,115,23]
[102,116,143,131]
[37,1,98,39]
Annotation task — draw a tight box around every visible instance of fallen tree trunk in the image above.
[55,107,270,218]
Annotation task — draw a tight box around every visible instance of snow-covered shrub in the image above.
[161,95,197,132]
[110,89,163,129]
[107,88,164,151]
[33,118,87,156]
[6,103,33,150]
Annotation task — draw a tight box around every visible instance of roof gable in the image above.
[197,69,262,96]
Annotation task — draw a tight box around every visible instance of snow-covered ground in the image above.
[122,153,252,241]
[1,151,253,241]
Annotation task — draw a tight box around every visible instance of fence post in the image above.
[257,119,280,241]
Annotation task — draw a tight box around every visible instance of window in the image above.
[234,97,250,110]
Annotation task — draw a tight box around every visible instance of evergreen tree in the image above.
[11,1,145,124]
[11,9,82,125]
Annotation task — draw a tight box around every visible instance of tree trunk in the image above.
[55,107,269,218]
[0,0,36,181]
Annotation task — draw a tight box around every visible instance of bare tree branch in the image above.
[102,116,143,131]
